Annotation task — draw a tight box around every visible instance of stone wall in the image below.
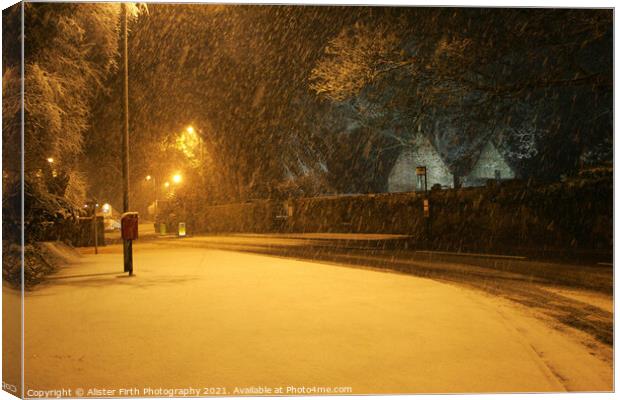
[194,175,612,256]
[194,200,282,233]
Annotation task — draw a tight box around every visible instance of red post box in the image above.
[121,212,139,240]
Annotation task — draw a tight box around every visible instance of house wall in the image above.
[387,137,453,192]
[463,142,515,187]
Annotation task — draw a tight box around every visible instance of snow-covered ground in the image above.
[10,241,612,395]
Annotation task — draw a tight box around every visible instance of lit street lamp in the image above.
[46,157,58,177]
[171,170,186,239]
[183,124,207,198]
[102,203,111,215]
[145,175,158,218]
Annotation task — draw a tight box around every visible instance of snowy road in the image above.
[15,240,612,395]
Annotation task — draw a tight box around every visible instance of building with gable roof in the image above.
[461,141,516,187]
[387,134,454,192]
[386,135,517,193]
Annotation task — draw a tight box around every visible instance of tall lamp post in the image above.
[145,175,158,218]
[171,173,184,236]
[120,3,133,276]
[186,125,208,202]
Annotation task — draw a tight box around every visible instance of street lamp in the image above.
[46,157,58,177]
[186,126,195,135]
[145,175,158,218]
[172,169,186,238]
[164,181,170,188]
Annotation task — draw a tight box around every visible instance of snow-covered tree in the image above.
[310,9,612,181]
[3,3,147,241]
